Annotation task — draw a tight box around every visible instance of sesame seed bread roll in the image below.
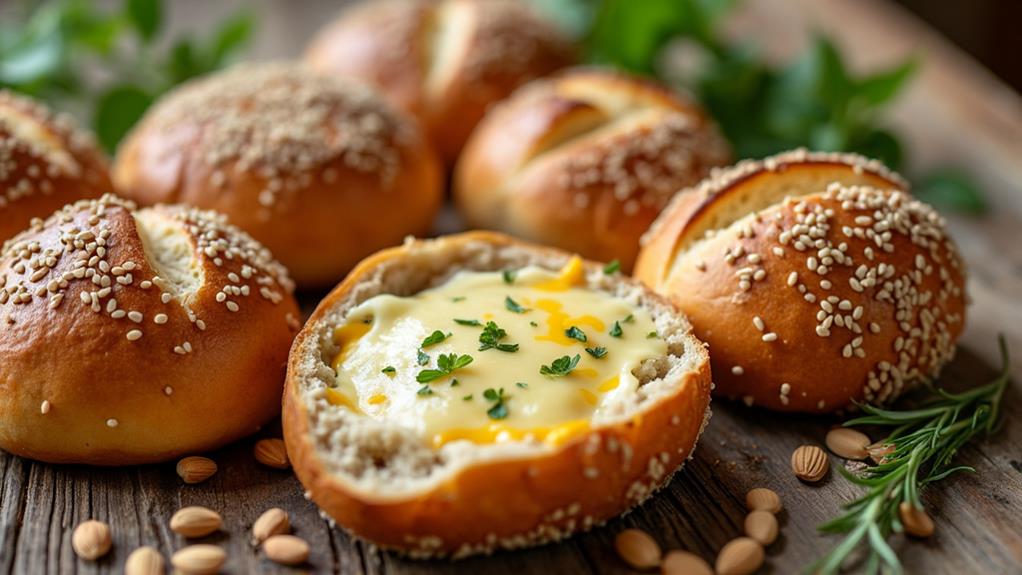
[113,62,443,288]
[0,90,112,242]
[0,194,300,465]
[283,231,711,557]
[635,149,967,412]
[304,0,576,164]
[453,68,731,271]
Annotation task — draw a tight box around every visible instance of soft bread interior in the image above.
[292,237,708,498]
[132,209,204,301]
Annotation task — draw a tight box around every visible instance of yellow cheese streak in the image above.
[328,257,666,448]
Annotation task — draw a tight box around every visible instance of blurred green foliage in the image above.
[0,0,253,152]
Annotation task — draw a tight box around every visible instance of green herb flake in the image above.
[646,331,658,339]
[416,349,430,366]
[462,394,473,401]
[416,385,433,396]
[451,296,466,302]
[623,314,634,323]
[483,387,509,420]
[516,382,529,389]
[565,326,587,343]
[502,269,517,284]
[381,366,397,376]
[416,353,474,383]
[479,321,519,352]
[454,318,482,327]
[540,354,581,378]
[451,378,460,387]
[505,296,528,314]
[585,347,608,359]
[421,330,451,348]
[609,321,623,338]
[603,259,621,275]
[530,321,538,327]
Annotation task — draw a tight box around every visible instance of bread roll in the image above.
[283,231,711,557]
[112,62,443,288]
[635,149,967,412]
[0,90,112,242]
[454,68,730,271]
[0,194,300,465]
[304,0,576,164]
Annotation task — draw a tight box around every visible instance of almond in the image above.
[264,534,310,566]
[171,544,225,575]
[743,510,779,545]
[170,506,222,538]
[898,501,935,538]
[825,428,870,460]
[715,537,765,575]
[176,456,217,484]
[125,546,164,575]
[614,528,661,569]
[745,487,782,514]
[791,444,830,482]
[252,508,290,544]
[661,550,712,575]
[254,438,290,469]
[72,519,112,560]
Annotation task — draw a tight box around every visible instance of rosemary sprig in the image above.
[812,336,1011,575]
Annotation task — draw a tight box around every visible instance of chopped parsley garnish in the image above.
[454,318,482,326]
[603,259,621,275]
[647,331,658,339]
[505,296,528,314]
[381,366,397,376]
[623,314,634,323]
[421,330,451,348]
[565,326,587,342]
[462,394,473,401]
[530,321,538,327]
[609,321,623,338]
[416,353,474,383]
[416,349,430,365]
[451,296,466,302]
[516,382,529,389]
[484,388,509,420]
[540,354,581,377]
[478,321,518,352]
[417,385,433,396]
[502,269,517,284]
[585,347,608,359]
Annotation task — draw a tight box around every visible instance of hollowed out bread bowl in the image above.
[0,194,300,465]
[283,231,711,557]
[635,149,967,412]
[113,62,443,288]
[304,0,576,164]
[454,67,730,271]
[0,90,113,242]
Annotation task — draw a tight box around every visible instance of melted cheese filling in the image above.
[329,258,666,449]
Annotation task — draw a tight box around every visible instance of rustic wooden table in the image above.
[3,0,1021,573]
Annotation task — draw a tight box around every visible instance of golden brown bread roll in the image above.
[304,0,576,164]
[0,194,300,465]
[0,90,112,242]
[283,231,711,557]
[112,62,443,288]
[453,67,730,271]
[635,149,967,412]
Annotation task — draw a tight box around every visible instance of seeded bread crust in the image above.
[304,0,576,164]
[283,231,712,558]
[112,62,443,288]
[0,195,300,465]
[635,150,966,412]
[453,67,730,271]
[0,90,112,242]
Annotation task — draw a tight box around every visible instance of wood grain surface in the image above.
[3,0,1022,573]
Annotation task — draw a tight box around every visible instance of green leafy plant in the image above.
[812,336,1011,574]
[540,354,581,377]
[0,0,254,152]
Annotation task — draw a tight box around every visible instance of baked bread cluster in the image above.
[636,149,967,412]
[0,194,300,464]
[113,62,443,287]
[305,0,576,163]
[0,90,112,242]
[454,68,731,270]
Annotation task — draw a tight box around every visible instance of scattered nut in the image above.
[254,438,290,469]
[72,519,112,560]
[170,506,222,538]
[825,428,870,460]
[125,546,164,575]
[661,550,713,575]
[791,444,830,482]
[264,534,310,566]
[171,544,225,575]
[743,510,779,545]
[745,487,782,514]
[614,528,662,569]
[176,456,217,484]
[253,508,290,544]
[898,501,935,538]
[715,537,765,575]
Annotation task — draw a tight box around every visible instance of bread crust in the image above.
[635,150,966,412]
[304,0,576,164]
[0,90,112,242]
[453,67,730,270]
[283,231,711,557]
[112,62,443,288]
[0,195,300,465]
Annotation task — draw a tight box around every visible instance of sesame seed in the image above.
[226,301,239,312]
[128,311,143,323]
[752,316,765,331]
[761,332,778,342]
[787,272,798,286]
[40,400,51,414]
[731,366,744,375]
[154,313,168,324]
[164,386,173,396]
[126,329,143,341]
[106,418,119,428]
